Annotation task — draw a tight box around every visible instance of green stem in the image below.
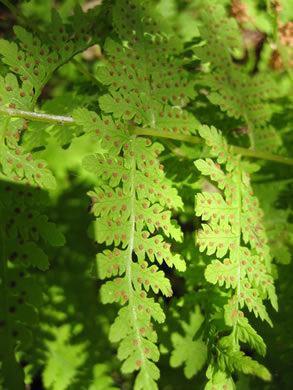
[1,106,293,166]
[232,162,242,352]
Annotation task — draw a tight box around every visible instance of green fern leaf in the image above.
[96,0,199,135]
[194,124,277,382]
[217,334,271,381]
[0,180,65,389]
[224,305,266,357]
[80,122,184,388]
[0,71,56,188]
[194,3,280,151]
[72,108,130,156]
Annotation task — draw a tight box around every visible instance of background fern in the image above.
[0,0,293,389]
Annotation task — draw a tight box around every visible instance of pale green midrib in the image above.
[126,135,151,386]
[6,149,38,173]
[232,163,243,352]
[134,10,156,129]
[198,204,239,212]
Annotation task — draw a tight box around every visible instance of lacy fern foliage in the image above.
[194,125,277,387]
[194,3,282,152]
[83,131,185,389]
[0,0,292,389]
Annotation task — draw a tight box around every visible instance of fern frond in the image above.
[254,179,293,266]
[0,180,65,389]
[194,3,280,151]
[194,124,277,381]
[78,109,185,388]
[96,0,199,135]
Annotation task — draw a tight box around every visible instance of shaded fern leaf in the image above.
[254,179,293,266]
[194,125,276,381]
[0,180,65,390]
[225,306,266,357]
